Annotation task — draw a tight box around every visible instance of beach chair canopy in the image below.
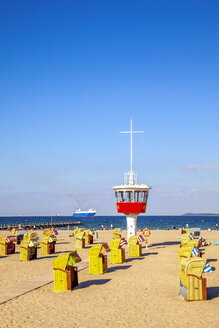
[11,228,16,235]
[42,229,57,241]
[74,228,85,238]
[53,251,81,271]
[110,238,121,250]
[21,232,39,247]
[129,235,138,245]
[6,236,16,243]
[76,231,85,240]
[41,235,55,244]
[113,228,121,235]
[180,257,205,278]
[23,232,38,241]
[178,245,194,260]
[180,234,192,245]
[113,228,121,239]
[85,229,93,236]
[184,239,199,248]
[89,243,110,257]
[43,228,53,236]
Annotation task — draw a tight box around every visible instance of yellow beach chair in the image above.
[110,238,125,264]
[75,231,85,249]
[178,245,201,263]
[41,235,56,255]
[89,243,110,274]
[180,234,199,248]
[179,257,207,301]
[53,251,81,292]
[112,228,121,239]
[73,228,85,239]
[0,236,16,255]
[84,229,94,245]
[128,236,142,257]
[20,232,39,261]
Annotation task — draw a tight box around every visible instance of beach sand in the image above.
[0,229,219,328]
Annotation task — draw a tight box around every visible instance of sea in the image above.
[0,215,219,231]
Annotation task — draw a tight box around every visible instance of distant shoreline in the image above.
[182,213,219,216]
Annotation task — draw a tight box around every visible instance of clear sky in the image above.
[1,1,219,216]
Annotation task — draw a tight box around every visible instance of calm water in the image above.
[0,215,219,230]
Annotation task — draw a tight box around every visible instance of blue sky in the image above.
[1,1,219,216]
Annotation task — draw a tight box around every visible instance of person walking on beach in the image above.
[216,223,218,231]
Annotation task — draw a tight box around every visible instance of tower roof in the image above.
[112,184,151,191]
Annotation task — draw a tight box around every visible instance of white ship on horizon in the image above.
[72,208,96,217]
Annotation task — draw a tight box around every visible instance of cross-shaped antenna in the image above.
[120,118,144,184]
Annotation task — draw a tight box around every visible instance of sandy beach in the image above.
[0,229,218,328]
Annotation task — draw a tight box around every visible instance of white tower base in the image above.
[126,214,138,242]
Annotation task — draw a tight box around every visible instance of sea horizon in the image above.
[1,215,219,231]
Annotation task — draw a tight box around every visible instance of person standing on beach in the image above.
[216,223,218,231]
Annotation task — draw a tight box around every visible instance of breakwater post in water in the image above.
[0,221,84,231]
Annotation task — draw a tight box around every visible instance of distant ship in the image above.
[72,208,96,217]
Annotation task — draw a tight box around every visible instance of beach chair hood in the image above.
[129,235,138,245]
[73,228,85,238]
[76,231,85,240]
[180,257,205,278]
[89,243,110,257]
[53,252,81,271]
[110,238,121,250]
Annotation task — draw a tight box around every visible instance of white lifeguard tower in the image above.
[112,119,151,241]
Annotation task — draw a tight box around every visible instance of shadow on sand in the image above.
[207,287,219,300]
[141,252,158,256]
[107,265,131,273]
[207,258,218,263]
[150,241,180,247]
[37,254,58,260]
[85,242,99,249]
[75,279,111,289]
[54,250,73,255]
[125,257,144,262]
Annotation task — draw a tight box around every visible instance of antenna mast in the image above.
[120,118,144,184]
